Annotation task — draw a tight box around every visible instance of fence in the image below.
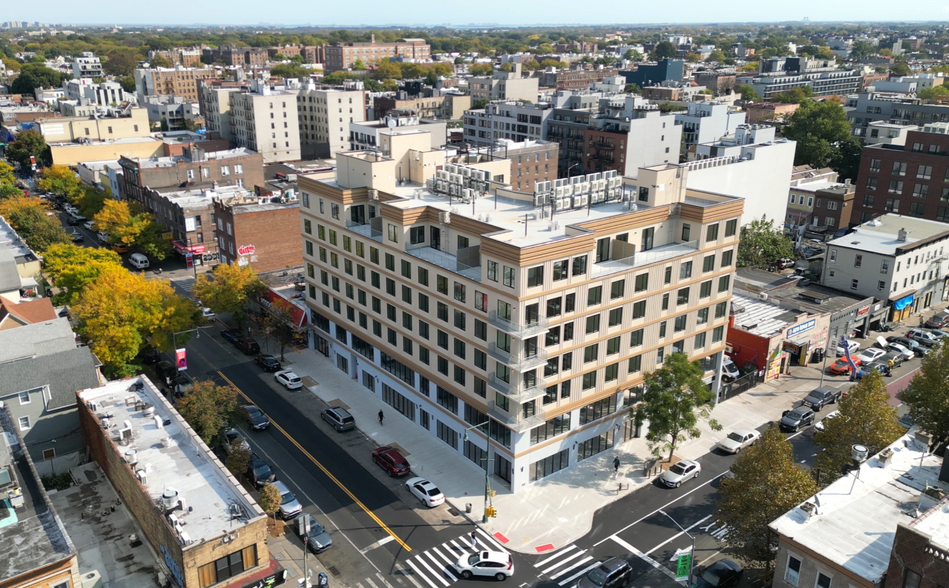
[720,372,759,402]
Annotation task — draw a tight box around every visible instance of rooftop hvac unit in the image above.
[573,195,588,209]
[137,469,147,485]
[439,211,451,224]
[462,167,471,178]
[436,180,447,192]
[162,488,179,511]
[119,428,133,443]
[124,449,138,465]
[437,170,448,180]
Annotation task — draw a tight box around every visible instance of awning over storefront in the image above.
[172,240,206,255]
[259,288,307,328]
[892,293,915,311]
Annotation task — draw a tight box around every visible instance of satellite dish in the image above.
[386,118,397,129]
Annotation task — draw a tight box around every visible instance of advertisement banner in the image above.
[176,348,187,371]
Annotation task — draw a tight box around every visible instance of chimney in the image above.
[898,228,908,242]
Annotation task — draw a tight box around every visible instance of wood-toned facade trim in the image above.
[679,200,744,224]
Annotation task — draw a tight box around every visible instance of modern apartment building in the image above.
[298,155,741,491]
[845,92,949,137]
[324,37,430,73]
[350,109,447,152]
[468,63,540,103]
[462,101,553,147]
[141,94,202,131]
[134,66,217,104]
[675,101,747,149]
[736,57,862,100]
[820,214,949,320]
[296,84,368,159]
[72,52,102,78]
[853,126,949,224]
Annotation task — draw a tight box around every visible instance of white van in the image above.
[129,253,150,269]
[722,357,740,382]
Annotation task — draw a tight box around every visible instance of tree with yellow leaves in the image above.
[92,199,132,239]
[42,243,124,304]
[193,263,265,328]
[72,266,198,376]
[37,164,82,201]
[0,195,69,252]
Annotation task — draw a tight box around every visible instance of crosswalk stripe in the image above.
[558,560,601,586]
[474,528,508,552]
[405,559,441,588]
[393,564,423,588]
[541,549,589,575]
[609,536,678,582]
[429,547,459,580]
[549,556,594,580]
[364,577,379,588]
[379,572,401,588]
[414,554,450,588]
[536,545,577,567]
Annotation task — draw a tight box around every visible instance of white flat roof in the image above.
[730,292,800,337]
[78,376,264,545]
[771,433,948,584]
[827,214,949,256]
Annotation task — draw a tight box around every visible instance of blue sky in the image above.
[9,0,949,27]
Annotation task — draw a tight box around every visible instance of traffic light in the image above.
[485,506,497,518]
[487,489,497,497]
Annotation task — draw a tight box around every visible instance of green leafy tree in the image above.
[0,195,69,252]
[352,59,365,70]
[103,50,139,77]
[624,83,641,94]
[148,54,173,68]
[540,59,568,69]
[258,482,282,525]
[814,370,903,482]
[849,41,877,61]
[175,380,243,446]
[192,262,265,328]
[321,71,356,85]
[226,444,252,478]
[270,63,309,80]
[0,162,21,200]
[782,99,852,171]
[771,86,813,104]
[737,216,794,268]
[899,340,949,443]
[707,49,727,62]
[737,84,760,101]
[890,61,912,76]
[624,49,644,62]
[6,130,48,172]
[263,298,296,361]
[717,426,818,573]
[634,352,721,460]
[472,98,490,109]
[829,137,864,182]
[75,186,109,218]
[919,86,949,101]
[119,75,136,93]
[10,63,66,95]
[652,41,677,60]
[374,58,402,79]
[42,243,123,304]
[468,63,493,76]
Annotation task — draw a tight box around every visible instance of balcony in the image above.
[592,240,700,278]
[488,311,549,337]
[405,246,481,282]
[488,373,548,403]
[488,343,548,370]
[347,218,383,242]
[488,401,546,433]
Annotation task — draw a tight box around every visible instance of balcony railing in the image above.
[488,373,548,403]
[347,222,383,242]
[591,240,699,278]
[405,246,481,282]
[488,311,549,337]
[488,401,547,433]
[488,343,548,370]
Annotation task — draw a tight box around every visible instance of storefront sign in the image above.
[857,305,870,316]
[786,319,816,338]
[782,341,801,354]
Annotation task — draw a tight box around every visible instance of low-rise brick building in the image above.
[213,192,303,272]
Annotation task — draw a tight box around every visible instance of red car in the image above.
[828,357,862,376]
[372,446,411,477]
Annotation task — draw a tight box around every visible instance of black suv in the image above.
[801,387,842,411]
[780,406,816,432]
[578,557,632,588]
[246,454,275,488]
[254,354,282,372]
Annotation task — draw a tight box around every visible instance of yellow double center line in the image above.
[217,370,412,552]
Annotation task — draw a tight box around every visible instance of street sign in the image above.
[675,553,691,583]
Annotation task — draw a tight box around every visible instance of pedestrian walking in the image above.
[378,410,384,425]
[613,456,621,473]
[470,530,477,550]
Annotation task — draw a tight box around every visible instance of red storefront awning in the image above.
[172,240,206,255]
[260,288,307,328]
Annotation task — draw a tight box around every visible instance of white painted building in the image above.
[296,83,368,159]
[350,109,447,152]
[676,101,747,148]
[72,52,102,79]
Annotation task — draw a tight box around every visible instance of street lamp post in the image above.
[566,162,581,177]
[818,326,839,387]
[659,509,695,587]
[462,420,494,524]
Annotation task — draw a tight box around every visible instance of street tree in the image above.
[103,50,139,77]
[262,298,296,361]
[271,63,309,80]
[652,41,677,60]
[890,61,912,76]
[771,86,813,104]
[38,164,82,200]
[717,426,818,573]
[74,186,109,218]
[782,99,854,174]
[10,63,66,95]
[43,243,123,304]
[829,136,864,183]
[192,262,265,328]
[174,380,242,445]
[737,216,794,268]
[624,49,644,62]
[6,130,48,172]
[899,340,949,443]
[635,352,721,461]
[93,199,133,237]
[624,83,642,94]
[919,86,949,101]
[0,162,21,200]
[258,482,282,526]
[0,195,69,252]
[226,444,252,478]
[130,214,173,260]
[468,63,493,76]
[706,49,727,63]
[814,370,903,482]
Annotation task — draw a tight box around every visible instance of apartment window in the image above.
[475,291,488,312]
[502,266,515,288]
[680,261,692,280]
[910,202,926,217]
[681,223,691,241]
[586,314,601,334]
[881,259,889,274]
[674,315,687,332]
[588,286,602,306]
[331,204,340,219]
[437,275,449,295]
[553,259,569,280]
[892,161,907,176]
[888,180,904,195]
[904,570,921,588]
[664,266,673,284]
[611,279,625,299]
[851,279,859,290]
[632,301,646,319]
[938,207,949,222]
[546,326,560,346]
[659,321,667,337]
[784,555,802,587]
[866,177,877,191]
[829,249,837,263]
[487,261,498,282]
[565,293,576,313]
[703,255,715,273]
[724,219,737,237]
[630,328,644,347]
[815,573,832,588]
[706,223,719,241]
[582,371,597,391]
[918,165,933,180]
[697,307,709,324]
[572,255,588,276]
[527,265,544,287]
[854,254,862,268]
[878,280,887,291]
[913,184,929,199]
[864,194,875,207]
[885,198,900,213]
[387,224,399,243]
[454,310,466,330]
[718,275,730,293]
[18,416,29,431]
[584,344,599,363]
[608,308,623,327]
[454,282,466,303]
[700,280,712,298]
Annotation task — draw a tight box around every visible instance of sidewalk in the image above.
[271,344,828,556]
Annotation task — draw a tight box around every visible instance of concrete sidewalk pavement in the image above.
[272,346,832,556]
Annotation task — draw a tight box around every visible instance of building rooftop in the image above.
[47,137,162,148]
[770,433,948,585]
[827,214,949,256]
[0,216,39,265]
[0,403,76,583]
[154,184,251,208]
[730,292,804,337]
[134,147,257,170]
[736,268,872,315]
[77,376,264,546]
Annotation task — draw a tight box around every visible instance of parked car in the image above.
[801,387,842,411]
[155,360,177,384]
[899,414,916,430]
[372,446,411,477]
[836,339,861,356]
[68,214,87,226]
[716,429,760,454]
[297,513,333,553]
[814,410,841,433]
[221,329,242,343]
[235,336,260,355]
[889,336,929,356]
[857,361,892,378]
[83,220,95,231]
[70,230,83,242]
[828,357,861,376]
[694,559,744,588]
[659,459,701,488]
[171,372,194,396]
[721,357,740,382]
[405,477,445,508]
[925,315,949,330]
[255,354,282,372]
[908,329,940,345]
[453,551,514,581]
[767,258,795,272]
[856,348,886,364]
[321,407,356,432]
[927,329,949,340]
[577,557,633,588]
[111,242,129,254]
[246,454,275,488]
[223,428,250,454]
[274,370,303,390]
[273,480,302,519]
[780,406,816,432]
[243,405,270,430]
[887,343,916,361]
[97,231,110,243]
[201,308,217,321]
[880,350,906,368]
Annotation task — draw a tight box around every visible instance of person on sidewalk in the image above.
[378,410,384,425]
[470,530,477,550]
[613,456,621,473]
